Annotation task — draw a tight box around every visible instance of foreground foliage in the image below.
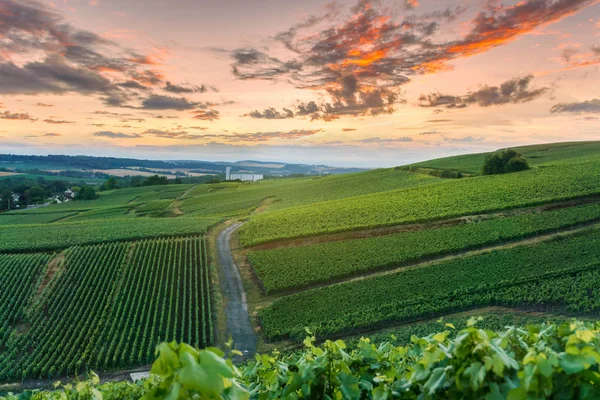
[5,320,600,399]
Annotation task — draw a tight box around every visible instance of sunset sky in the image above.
[0,0,599,167]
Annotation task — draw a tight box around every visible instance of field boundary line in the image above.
[262,220,600,301]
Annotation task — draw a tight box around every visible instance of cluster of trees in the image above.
[100,175,183,191]
[482,150,530,175]
[0,177,98,211]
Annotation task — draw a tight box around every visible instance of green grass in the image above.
[248,202,600,293]
[259,228,600,340]
[0,217,218,252]
[410,141,600,174]
[180,170,439,218]
[240,161,600,246]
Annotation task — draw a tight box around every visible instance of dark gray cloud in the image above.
[117,80,150,90]
[246,107,294,119]
[0,0,219,111]
[418,76,550,109]
[550,99,600,114]
[164,81,218,94]
[140,95,199,110]
[93,131,141,139]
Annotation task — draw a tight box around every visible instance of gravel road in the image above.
[216,222,257,359]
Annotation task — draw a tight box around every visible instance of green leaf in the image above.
[282,372,302,397]
[423,367,447,395]
[338,372,360,399]
[202,348,234,379]
[559,353,595,375]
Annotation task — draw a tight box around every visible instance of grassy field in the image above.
[239,160,600,246]
[409,141,600,174]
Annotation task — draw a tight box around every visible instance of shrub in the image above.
[482,149,530,175]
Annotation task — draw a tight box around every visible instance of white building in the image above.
[226,167,263,182]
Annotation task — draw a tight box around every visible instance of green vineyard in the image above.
[248,201,600,293]
[259,228,600,340]
[240,161,600,246]
[0,237,212,381]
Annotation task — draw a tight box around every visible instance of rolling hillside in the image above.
[2,141,600,390]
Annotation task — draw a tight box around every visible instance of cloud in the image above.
[164,81,218,94]
[357,137,413,144]
[92,128,322,143]
[561,47,579,63]
[418,76,550,109]
[43,119,75,124]
[23,132,63,138]
[404,0,419,9]
[230,129,323,142]
[550,99,600,114]
[191,109,220,121]
[117,80,150,90]
[419,131,440,135]
[342,128,357,132]
[0,0,218,110]
[231,0,593,120]
[140,94,199,110]
[93,131,141,139]
[0,111,37,121]
[246,107,294,119]
[444,136,484,143]
[36,103,54,107]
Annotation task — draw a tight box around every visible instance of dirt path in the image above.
[217,223,257,359]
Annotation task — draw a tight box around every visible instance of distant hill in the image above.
[409,141,600,174]
[0,154,367,177]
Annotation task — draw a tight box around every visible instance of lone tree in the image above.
[482,149,530,175]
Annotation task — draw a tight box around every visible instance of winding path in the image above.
[216,223,257,358]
